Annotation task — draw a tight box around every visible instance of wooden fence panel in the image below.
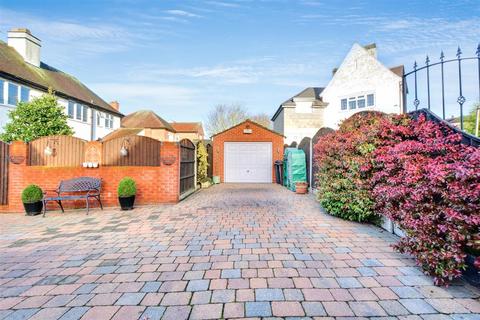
[29,135,86,166]
[102,135,161,166]
[0,141,8,205]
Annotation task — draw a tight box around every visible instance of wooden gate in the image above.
[179,139,196,198]
[0,141,8,205]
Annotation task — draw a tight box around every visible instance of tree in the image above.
[250,113,272,129]
[205,104,272,136]
[206,104,248,136]
[464,103,480,136]
[196,141,209,183]
[0,90,73,142]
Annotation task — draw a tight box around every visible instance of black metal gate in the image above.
[402,45,480,134]
[0,141,9,205]
[179,139,196,198]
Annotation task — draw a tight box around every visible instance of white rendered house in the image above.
[272,43,404,144]
[0,28,122,141]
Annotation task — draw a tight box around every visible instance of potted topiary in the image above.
[295,181,308,194]
[22,185,43,216]
[117,177,136,210]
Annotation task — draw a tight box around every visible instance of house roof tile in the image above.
[169,122,204,135]
[0,40,122,116]
[121,110,176,132]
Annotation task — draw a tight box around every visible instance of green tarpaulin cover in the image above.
[283,148,307,191]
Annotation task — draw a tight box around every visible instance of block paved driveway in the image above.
[0,184,479,320]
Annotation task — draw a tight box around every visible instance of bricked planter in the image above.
[119,196,135,210]
[23,201,43,216]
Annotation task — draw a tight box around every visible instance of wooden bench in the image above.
[42,177,103,217]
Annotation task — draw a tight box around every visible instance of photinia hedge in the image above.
[371,114,480,285]
[313,111,389,222]
[314,112,480,285]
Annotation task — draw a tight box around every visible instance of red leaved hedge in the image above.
[314,112,480,285]
[371,114,480,285]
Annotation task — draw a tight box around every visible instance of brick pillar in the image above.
[8,141,29,212]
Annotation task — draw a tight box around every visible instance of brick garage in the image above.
[212,120,284,183]
[0,140,180,213]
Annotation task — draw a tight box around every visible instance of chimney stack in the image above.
[7,28,41,67]
[109,101,120,111]
[363,43,377,58]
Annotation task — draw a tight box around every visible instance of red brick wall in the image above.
[0,141,180,213]
[212,120,284,183]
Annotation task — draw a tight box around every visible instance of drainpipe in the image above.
[90,109,95,141]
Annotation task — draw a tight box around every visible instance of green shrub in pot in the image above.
[117,177,136,210]
[22,185,43,215]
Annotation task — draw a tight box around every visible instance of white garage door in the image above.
[224,142,272,183]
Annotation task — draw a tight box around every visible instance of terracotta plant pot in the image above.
[295,182,308,194]
[119,196,135,210]
[23,201,43,216]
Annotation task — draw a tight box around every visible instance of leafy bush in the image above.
[21,185,43,203]
[313,111,388,222]
[0,90,73,143]
[117,177,137,197]
[197,141,209,183]
[371,114,480,285]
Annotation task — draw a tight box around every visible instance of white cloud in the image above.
[165,9,202,18]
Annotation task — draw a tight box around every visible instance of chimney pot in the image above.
[109,101,120,111]
[7,28,41,67]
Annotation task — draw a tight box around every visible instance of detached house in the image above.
[169,122,205,141]
[103,110,176,142]
[272,43,404,144]
[0,28,122,140]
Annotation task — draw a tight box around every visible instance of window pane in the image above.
[8,83,18,105]
[76,104,82,120]
[82,106,88,122]
[357,96,365,108]
[0,80,4,104]
[68,101,74,118]
[367,94,374,106]
[20,87,30,102]
[349,99,356,109]
[105,116,108,127]
[341,99,347,110]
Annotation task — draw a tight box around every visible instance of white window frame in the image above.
[7,82,19,106]
[340,92,375,111]
[67,101,75,118]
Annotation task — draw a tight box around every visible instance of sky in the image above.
[0,0,479,123]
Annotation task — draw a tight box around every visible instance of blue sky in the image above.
[0,0,479,122]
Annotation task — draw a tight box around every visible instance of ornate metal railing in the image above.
[402,44,480,134]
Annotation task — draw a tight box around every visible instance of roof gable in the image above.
[271,87,325,121]
[320,43,402,98]
[122,110,175,131]
[0,40,121,116]
[212,119,284,138]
